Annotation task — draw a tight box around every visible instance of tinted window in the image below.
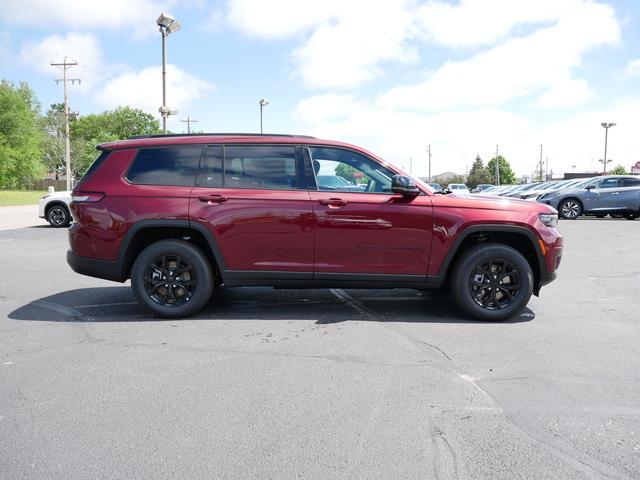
[621,177,640,187]
[199,146,223,187]
[594,178,619,189]
[127,147,201,186]
[224,145,298,190]
[309,147,393,193]
[79,150,110,183]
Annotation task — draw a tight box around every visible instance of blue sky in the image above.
[2,0,639,178]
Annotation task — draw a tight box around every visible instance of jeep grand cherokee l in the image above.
[67,134,563,321]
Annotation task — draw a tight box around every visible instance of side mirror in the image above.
[585,185,594,191]
[391,174,420,197]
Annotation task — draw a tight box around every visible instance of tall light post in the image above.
[259,98,269,134]
[600,122,616,174]
[157,13,181,133]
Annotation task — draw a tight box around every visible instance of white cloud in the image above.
[379,1,619,111]
[415,0,585,48]
[0,0,183,37]
[0,32,10,59]
[295,94,640,178]
[18,32,105,89]
[94,65,214,129]
[624,58,640,78]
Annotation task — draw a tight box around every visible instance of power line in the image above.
[51,56,81,191]
[181,116,198,134]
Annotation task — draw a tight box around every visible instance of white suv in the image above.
[39,190,72,227]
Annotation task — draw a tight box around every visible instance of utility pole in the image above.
[600,122,616,174]
[495,144,500,186]
[545,156,549,181]
[538,144,544,182]
[51,56,80,191]
[571,164,576,173]
[409,157,413,174]
[181,116,198,134]
[427,145,431,182]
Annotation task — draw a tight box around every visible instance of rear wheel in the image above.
[131,240,213,318]
[46,204,70,227]
[451,243,533,322]
[558,199,582,219]
[625,213,638,220]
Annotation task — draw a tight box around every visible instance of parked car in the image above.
[39,190,72,227]
[67,133,562,321]
[537,175,640,219]
[480,185,518,196]
[315,175,366,191]
[446,183,470,194]
[471,183,494,193]
[504,183,542,198]
[520,179,588,201]
[428,183,442,192]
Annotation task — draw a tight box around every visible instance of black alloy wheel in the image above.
[451,243,533,322]
[47,205,70,227]
[468,258,521,311]
[144,255,197,307]
[131,240,214,318]
[558,199,582,219]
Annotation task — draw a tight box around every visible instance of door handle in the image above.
[319,198,348,207]
[611,192,619,195]
[198,194,229,203]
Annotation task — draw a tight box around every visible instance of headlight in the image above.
[539,213,558,227]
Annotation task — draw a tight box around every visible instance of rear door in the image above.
[189,144,314,274]
[583,177,620,212]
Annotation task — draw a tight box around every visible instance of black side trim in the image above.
[67,250,124,283]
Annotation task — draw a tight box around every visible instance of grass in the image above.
[0,190,48,207]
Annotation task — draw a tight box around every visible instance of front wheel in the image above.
[131,240,214,318]
[558,199,582,219]
[451,243,533,322]
[625,213,638,220]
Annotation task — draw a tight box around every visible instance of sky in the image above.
[1,0,639,179]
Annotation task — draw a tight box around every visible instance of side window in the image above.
[127,147,201,186]
[224,145,299,190]
[621,178,640,187]
[595,178,619,189]
[199,146,223,187]
[309,147,393,194]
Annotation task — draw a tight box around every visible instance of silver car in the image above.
[537,175,640,220]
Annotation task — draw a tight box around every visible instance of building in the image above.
[631,161,640,175]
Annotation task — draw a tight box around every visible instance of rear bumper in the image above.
[66,250,125,282]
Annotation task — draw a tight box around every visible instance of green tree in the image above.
[466,154,492,189]
[610,165,627,175]
[70,106,161,176]
[0,81,44,188]
[335,163,360,184]
[487,155,516,185]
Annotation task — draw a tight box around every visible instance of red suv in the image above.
[67,134,563,321]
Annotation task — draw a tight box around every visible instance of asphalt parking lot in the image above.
[1,218,639,479]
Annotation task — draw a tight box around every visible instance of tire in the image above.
[131,240,214,318]
[450,243,533,322]
[625,213,638,220]
[558,198,582,219]
[46,204,71,227]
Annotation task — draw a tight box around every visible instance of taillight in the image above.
[72,192,105,203]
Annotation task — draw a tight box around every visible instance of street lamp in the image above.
[157,13,181,133]
[600,122,616,174]
[259,98,269,134]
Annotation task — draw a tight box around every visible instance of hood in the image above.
[435,191,556,213]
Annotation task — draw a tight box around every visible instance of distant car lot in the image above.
[0,218,639,479]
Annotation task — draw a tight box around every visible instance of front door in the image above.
[584,177,620,213]
[305,146,433,277]
[189,144,314,274]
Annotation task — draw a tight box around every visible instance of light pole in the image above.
[157,13,181,133]
[600,122,616,174]
[259,98,269,134]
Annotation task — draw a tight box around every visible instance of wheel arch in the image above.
[558,196,584,215]
[118,220,226,282]
[437,225,544,295]
[45,201,70,217]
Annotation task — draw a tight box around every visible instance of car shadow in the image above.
[8,286,535,325]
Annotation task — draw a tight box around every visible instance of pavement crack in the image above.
[419,340,452,361]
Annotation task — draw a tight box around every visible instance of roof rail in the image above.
[127,133,317,140]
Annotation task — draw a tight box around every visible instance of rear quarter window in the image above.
[126,147,201,186]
